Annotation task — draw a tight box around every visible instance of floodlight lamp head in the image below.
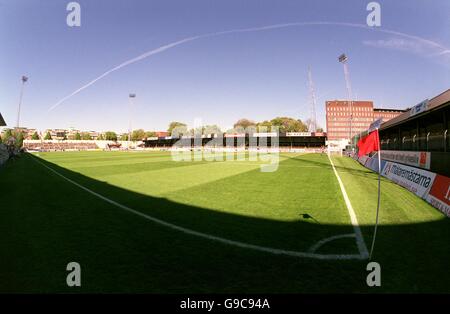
[22,75,28,83]
[129,93,136,98]
[338,54,348,63]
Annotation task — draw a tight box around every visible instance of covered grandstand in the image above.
[142,132,327,150]
[0,112,8,166]
[23,140,99,152]
[0,112,5,127]
[378,89,450,176]
[352,89,450,217]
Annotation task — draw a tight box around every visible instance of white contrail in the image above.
[48,21,450,111]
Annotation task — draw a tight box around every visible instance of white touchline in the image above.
[327,154,369,259]
[31,154,365,260]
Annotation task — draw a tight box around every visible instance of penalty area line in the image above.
[327,154,369,259]
[31,155,365,260]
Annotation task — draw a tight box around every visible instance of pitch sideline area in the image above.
[30,153,365,260]
[33,151,363,257]
[1,151,449,292]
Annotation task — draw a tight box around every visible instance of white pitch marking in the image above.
[308,233,356,253]
[31,155,365,260]
[327,155,369,259]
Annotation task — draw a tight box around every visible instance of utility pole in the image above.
[338,54,353,146]
[16,75,28,128]
[308,66,317,133]
[128,93,136,150]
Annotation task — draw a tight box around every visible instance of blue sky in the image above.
[0,0,449,133]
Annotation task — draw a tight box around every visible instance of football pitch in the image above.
[1,151,449,293]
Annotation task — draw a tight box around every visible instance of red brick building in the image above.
[373,108,404,121]
[326,100,404,141]
[155,131,169,137]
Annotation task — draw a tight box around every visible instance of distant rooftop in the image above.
[373,108,406,112]
[0,113,6,126]
[326,100,373,103]
[381,88,450,130]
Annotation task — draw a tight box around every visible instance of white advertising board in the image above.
[286,132,311,137]
[381,161,436,198]
[381,150,431,169]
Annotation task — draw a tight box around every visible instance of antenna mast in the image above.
[308,66,317,133]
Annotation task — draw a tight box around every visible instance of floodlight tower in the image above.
[307,66,317,133]
[16,75,28,128]
[128,93,136,149]
[338,54,353,144]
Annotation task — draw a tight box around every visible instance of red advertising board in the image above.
[427,174,450,217]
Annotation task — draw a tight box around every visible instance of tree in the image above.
[2,129,12,142]
[120,134,128,141]
[203,125,222,135]
[15,131,24,148]
[316,127,324,133]
[145,131,156,138]
[98,133,105,140]
[44,131,52,140]
[168,122,187,136]
[74,132,81,140]
[190,125,222,136]
[131,129,146,141]
[104,131,117,141]
[31,131,40,140]
[256,120,273,132]
[81,133,92,140]
[269,117,308,133]
[233,118,256,129]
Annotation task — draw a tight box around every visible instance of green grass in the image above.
[0,151,448,293]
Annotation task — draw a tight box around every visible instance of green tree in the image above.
[145,131,156,138]
[97,134,105,140]
[120,133,128,141]
[2,129,12,142]
[81,133,92,140]
[75,132,81,140]
[104,131,117,141]
[269,117,308,133]
[44,131,52,140]
[202,125,222,135]
[168,122,187,136]
[31,131,40,140]
[131,129,146,141]
[256,120,273,132]
[15,131,24,148]
[233,118,256,129]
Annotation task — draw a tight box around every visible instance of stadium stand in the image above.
[353,89,450,217]
[379,89,449,176]
[0,112,10,166]
[353,89,450,176]
[0,112,5,127]
[23,140,99,152]
[142,132,327,151]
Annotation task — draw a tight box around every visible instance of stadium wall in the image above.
[355,154,450,218]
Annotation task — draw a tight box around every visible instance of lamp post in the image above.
[338,54,353,147]
[16,75,28,128]
[128,93,136,149]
